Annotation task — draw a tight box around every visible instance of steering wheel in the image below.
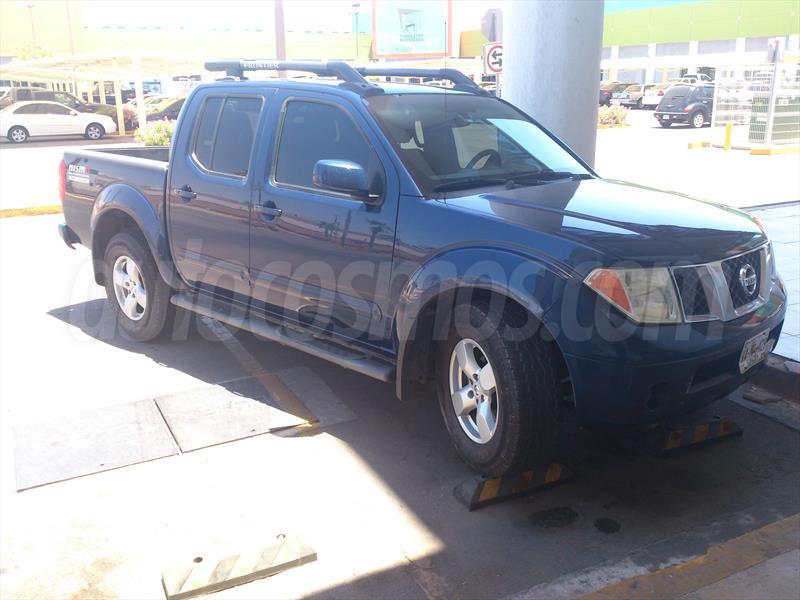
[465,148,502,170]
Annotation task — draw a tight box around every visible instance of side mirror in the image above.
[69,110,78,116]
[312,159,379,202]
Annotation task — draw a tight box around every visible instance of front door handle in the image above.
[172,185,197,202]
[255,203,283,220]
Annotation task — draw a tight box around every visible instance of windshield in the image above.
[365,93,591,195]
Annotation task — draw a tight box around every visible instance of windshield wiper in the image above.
[432,177,507,193]
[504,171,592,188]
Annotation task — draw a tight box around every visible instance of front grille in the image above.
[721,249,762,309]
[673,267,711,317]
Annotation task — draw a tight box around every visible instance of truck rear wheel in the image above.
[103,232,172,341]
[436,300,560,477]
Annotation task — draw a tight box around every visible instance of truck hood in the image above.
[441,178,766,265]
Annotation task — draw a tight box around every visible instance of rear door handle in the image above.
[172,186,197,202]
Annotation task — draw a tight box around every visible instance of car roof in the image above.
[194,78,472,98]
[9,100,71,107]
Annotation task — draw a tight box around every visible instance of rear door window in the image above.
[14,103,42,114]
[191,96,262,177]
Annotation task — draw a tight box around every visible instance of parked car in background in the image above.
[1,101,116,143]
[669,74,713,84]
[145,97,185,122]
[125,94,166,110]
[91,82,136,105]
[641,82,673,109]
[0,87,136,130]
[654,83,715,128]
[612,83,656,109]
[599,81,629,106]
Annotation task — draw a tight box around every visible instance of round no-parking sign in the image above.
[483,43,503,75]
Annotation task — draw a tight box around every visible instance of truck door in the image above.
[250,92,399,346]
[168,89,274,298]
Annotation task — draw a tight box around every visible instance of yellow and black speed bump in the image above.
[454,463,574,511]
[650,416,742,453]
[161,535,316,600]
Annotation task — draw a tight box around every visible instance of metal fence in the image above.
[711,62,800,146]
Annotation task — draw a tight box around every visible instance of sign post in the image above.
[483,42,503,95]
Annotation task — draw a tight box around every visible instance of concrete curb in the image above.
[0,205,63,218]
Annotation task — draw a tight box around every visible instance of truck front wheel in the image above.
[103,232,172,341]
[436,300,560,477]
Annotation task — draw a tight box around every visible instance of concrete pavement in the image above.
[595,109,800,208]
[747,202,800,362]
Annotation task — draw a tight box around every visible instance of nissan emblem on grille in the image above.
[739,263,757,296]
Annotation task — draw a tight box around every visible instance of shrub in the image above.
[135,120,175,146]
[598,104,629,127]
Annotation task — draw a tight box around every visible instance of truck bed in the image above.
[62,146,169,249]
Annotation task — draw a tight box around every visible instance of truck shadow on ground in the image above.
[48,299,800,598]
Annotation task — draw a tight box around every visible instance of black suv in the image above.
[654,84,715,128]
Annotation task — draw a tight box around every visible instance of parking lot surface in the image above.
[1,214,798,598]
[595,109,800,207]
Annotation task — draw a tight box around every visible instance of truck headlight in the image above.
[584,267,682,324]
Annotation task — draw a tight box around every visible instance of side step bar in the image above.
[170,293,396,383]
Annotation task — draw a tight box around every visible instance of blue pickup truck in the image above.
[58,61,786,476]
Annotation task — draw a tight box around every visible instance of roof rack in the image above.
[355,67,491,95]
[203,61,489,97]
[204,60,382,95]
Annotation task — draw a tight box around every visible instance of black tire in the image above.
[659,121,672,128]
[690,111,706,129]
[85,123,105,140]
[8,126,28,143]
[103,231,173,341]
[436,300,560,477]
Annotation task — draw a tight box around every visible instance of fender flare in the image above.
[90,183,183,289]
[392,245,573,399]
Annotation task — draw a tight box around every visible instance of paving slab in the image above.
[154,377,307,452]
[13,399,178,491]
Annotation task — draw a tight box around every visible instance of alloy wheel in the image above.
[10,128,26,143]
[112,255,147,321]
[449,338,499,444]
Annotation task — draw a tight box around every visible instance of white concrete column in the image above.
[645,43,656,83]
[608,45,619,81]
[503,0,604,166]
[132,55,147,134]
[687,39,699,74]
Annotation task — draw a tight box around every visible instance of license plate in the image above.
[739,329,773,374]
[662,115,670,120]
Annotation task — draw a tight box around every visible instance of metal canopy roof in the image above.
[0,53,209,83]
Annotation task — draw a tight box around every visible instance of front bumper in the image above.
[549,275,787,428]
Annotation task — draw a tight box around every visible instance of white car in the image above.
[0,101,117,143]
[641,82,673,109]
